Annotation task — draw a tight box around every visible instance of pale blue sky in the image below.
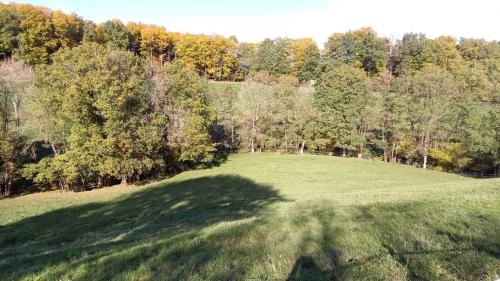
[3,0,499,45]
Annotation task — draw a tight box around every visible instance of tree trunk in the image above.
[121,175,128,185]
[390,141,396,163]
[283,120,287,152]
[49,140,59,156]
[6,176,11,196]
[300,140,305,154]
[357,145,363,159]
[0,173,9,197]
[382,122,387,162]
[342,147,346,157]
[77,166,85,190]
[230,124,235,147]
[422,131,429,169]
[388,38,395,75]
[58,178,64,191]
[12,97,20,132]
[3,164,13,196]
[251,116,256,153]
[80,175,85,190]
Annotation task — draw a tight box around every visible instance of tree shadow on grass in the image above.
[0,175,286,280]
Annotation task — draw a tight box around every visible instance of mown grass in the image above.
[0,153,499,281]
[208,80,242,94]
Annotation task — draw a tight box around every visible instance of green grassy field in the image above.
[208,81,242,94]
[0,153,499,281]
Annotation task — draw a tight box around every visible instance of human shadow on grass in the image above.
[288,256,331,281]
[347,202,500,281]
[288,206,342,281]
[288,201,500,281]
[0,175,285,280]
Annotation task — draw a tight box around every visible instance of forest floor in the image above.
[0,153,499,281]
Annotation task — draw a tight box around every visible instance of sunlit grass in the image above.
[1,153,499,280]
[207,80,242,94]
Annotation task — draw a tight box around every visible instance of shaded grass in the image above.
[0,153,499,280]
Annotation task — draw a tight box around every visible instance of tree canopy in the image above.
[0,2,498,196]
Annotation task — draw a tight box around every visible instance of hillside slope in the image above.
[1,154,499,281]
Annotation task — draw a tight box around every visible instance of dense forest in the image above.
[0,2,498,196]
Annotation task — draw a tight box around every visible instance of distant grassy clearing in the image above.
[208,80,241,93]
[1,153,499,280]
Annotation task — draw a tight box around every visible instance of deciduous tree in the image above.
[314,64,367,156]
[24,43,161,188]
[153,63,215,166]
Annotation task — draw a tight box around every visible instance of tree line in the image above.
[0,2,498,196]
[0,3,320,81]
